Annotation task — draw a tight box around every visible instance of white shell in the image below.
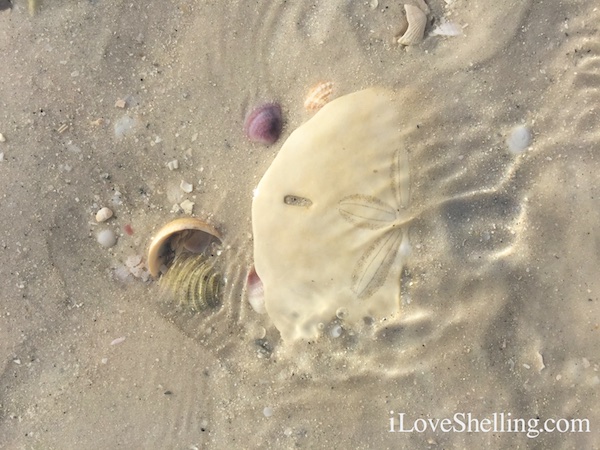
[180,199,194,215]
[398,4,428,46]
[147,217,222,277]
[506,125,532,154]
[95,207,113,222]
[180,180,193,193]
[97,229,117,248]
[431,21,462,37]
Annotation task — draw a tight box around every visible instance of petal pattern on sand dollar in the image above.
[338,195,397,229]
[352,228,404,299]
[391,148,410,209]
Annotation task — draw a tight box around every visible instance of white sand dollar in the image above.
[252,88,412,341]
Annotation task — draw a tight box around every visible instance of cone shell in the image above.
[304,82,334,111]
[147,217,222,278]
[161,252,223,311]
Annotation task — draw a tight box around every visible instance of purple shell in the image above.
[244,103,283,145]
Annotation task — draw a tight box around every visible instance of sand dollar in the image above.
[252,88,415,341]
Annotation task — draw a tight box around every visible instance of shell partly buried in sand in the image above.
[147,217,223,311]
[304,82,334,111]
[397,2,429,46]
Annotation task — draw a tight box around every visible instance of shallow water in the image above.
[0,0,598,448]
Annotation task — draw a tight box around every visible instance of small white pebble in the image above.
[167,159,179,171]
[0,133,5,142]
[0,152,4,162]
[101,358,108,364]
[263,407,274,417]
[506,125,533,154]
[97,229,117,248]
[330,325,343,338]
[180,199,194,215]
[13,359,21,365]
[125,255,143,268]
[95,207,113,222]
[110,337,126,346]
[111,191,123,206]
[535,352,545,372]
[180,180,193,193]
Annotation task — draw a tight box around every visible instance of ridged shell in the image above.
[161,252,222,311]
[147,217,222,277]
[304,82,334,111]
[398,4,428,46]
[244,103,283,145]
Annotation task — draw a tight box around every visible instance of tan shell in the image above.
[147,217,222,277]
[398,4,428,46]
[304,82,334,111]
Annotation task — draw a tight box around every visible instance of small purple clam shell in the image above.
[244,103,283,145]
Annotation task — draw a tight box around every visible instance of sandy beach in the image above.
[0,0,599,448]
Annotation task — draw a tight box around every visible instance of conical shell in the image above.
[161,252,223,311]
[147,217,222,277]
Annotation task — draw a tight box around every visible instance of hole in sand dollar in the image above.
[283,195,313,207]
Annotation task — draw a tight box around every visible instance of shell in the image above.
[147,217,222,277]
[244,103,283,145]
[161,252,223,311]
[304,82,334,111]
[95,207,113,222]
[148,217,223,311]
[430,21,462,37]
[398,4,428,46]
[246,266,266,314]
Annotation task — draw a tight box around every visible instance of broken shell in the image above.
[147,217,222,278]
[304,82,334,111]
[398,4,428,46]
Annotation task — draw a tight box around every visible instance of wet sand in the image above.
[0,0,598,448]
